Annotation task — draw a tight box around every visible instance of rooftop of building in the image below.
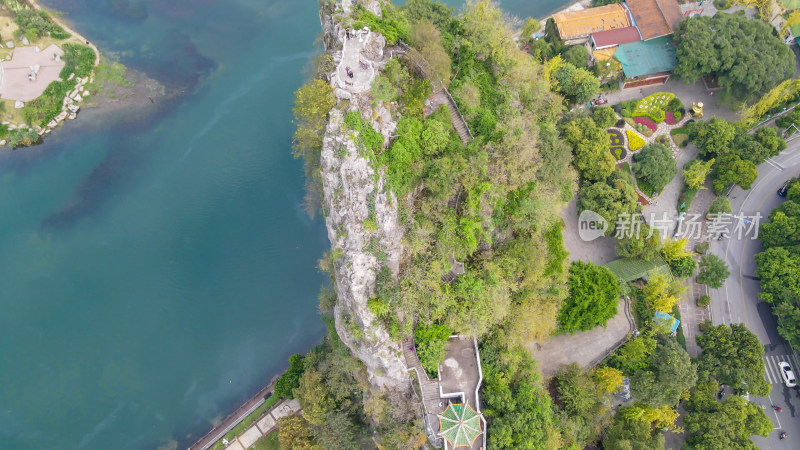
[552,3,632,40]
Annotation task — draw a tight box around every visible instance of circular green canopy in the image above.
[438,403,482,448]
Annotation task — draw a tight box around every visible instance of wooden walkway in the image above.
[188,379,276,450]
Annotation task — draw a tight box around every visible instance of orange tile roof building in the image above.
[552,3,632,44]
[626,0,683,41]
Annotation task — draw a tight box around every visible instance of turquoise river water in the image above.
[0,0,569,448]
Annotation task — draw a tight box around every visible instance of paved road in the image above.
[708,138,800,447]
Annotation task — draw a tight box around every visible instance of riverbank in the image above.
[0,0,102,147]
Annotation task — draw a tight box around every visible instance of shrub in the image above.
[666,96,684,113]
[593,106,617,128]
[633,116,658,131]
[627,129,645,151]
[7,129,41,148]
[696,242,710,254]
[697,295,711,307]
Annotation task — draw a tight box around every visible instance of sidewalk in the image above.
[221,399,301,450]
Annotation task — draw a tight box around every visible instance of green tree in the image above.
[559,261,621,333]
[614,333,657,373]
[683,158,714,190]
[630,336,697,408]
[555,363,602,417]
[708,197,732,216]
[593,105,617,129]
[689,118,737,159]
[274,353,306,399]
[697,254,730,289]
[696,323,771,397]
[480,334,560,449]
[642,271,686,313]
[594,366,624,393]
[633,143,678,193]
[712,153,758,193]
[603,415,665,450]
[409,20,452,84]
[616,223,662,261]
[403,0,453,25]
[674,14,794,100]
[669,255,698,278]
[684,392,771,449]
[521,17,541,39]
[554,62,600,103]
[562,45,589,69]
[293,79,336,159]
[277,415,319,450]
[561,117,616,181]
[578,179,639,236]
[756,247,800,303]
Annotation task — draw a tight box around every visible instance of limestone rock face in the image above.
[318,1,409,392]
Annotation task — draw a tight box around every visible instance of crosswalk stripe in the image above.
[765,356,780,384]
[762,355,799,385]
[764,356,778,384]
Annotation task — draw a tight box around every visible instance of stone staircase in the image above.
[444,91,473,146]
[447,184,462,211]
[403,337,443,412]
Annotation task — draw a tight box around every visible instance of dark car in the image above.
[778,182,789,197]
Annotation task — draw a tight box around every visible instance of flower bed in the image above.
[665,111,682,125]
[626,129,645,151]
[633,92,674,116]
[634,116,657,131]
[608,129,627,160]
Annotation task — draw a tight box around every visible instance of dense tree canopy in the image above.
[756,180,800,348]
[633,144,678,193]
[559,261,621,333]
[674,14,794,100]
[630,336,697,408]
[554,62,600,104]
[578,174,640,235]
[684,382,771,449]
[696,323,771,396]
[561,117,616,181]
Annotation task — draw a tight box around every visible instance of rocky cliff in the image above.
[318,0,409,392]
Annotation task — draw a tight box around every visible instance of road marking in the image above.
[767,393,783,430]
[765,158,785,170]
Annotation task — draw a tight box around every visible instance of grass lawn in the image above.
[252,432,280,450]
[672,304,687,350]
[671,133,688,147]
[210,395,281,450]
[636,174,656,197]
[677,185,699,213]
[0,99,26,125]
[606,257,670,282]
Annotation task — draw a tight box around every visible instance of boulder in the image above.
[74,94,82,102]
[21,37,29,45]
[82,91,89,97]
[47,120,57,128]
[67,73,75,81]
[14,100,24,109]
[67,112,76,120]
[0,140,5,146]
[5,41,14,49]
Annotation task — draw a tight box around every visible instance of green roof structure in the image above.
[439,403,482,448]
[615,36,677,79]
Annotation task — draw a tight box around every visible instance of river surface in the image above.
[0,0,569,448]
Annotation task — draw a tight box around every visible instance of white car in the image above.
[779,361,797,388]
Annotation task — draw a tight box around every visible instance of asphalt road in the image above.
[708,138,800,447]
